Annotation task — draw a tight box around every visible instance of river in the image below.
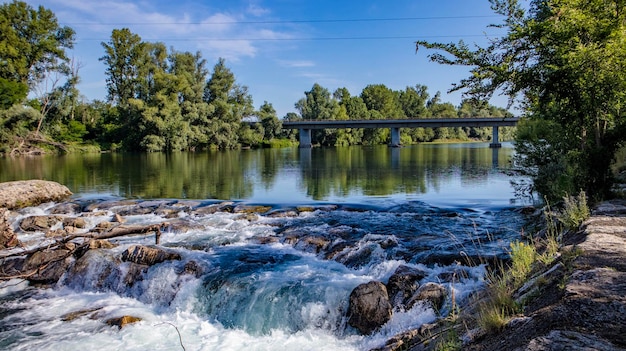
[0,143,532,351]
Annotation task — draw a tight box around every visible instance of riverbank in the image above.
[377,200,626,351]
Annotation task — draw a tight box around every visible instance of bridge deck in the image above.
[281,117,519,129]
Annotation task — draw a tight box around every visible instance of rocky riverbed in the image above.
[2,180,624,350]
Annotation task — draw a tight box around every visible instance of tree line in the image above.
[0,0,511,156]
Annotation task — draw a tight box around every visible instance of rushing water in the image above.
[0,144,532,351]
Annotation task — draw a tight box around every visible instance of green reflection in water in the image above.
[0,144,514,202]
[298,144,512,200]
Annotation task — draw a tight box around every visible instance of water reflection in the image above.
[0,144,518,205]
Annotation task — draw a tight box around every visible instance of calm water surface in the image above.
[0,143,524,207]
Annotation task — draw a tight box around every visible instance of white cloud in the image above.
[31,0,300,61]
[247,2,270,17]
[298,72,343,86]
[198,40,257,61]
[279,60,316,68]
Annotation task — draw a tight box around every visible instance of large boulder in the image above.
[121,245,181,266]
[348,281,393,334]
[0,180,72,209]
[0,208,19,249]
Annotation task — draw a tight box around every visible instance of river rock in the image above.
[89,239,117,249]
[406,282,447,311]
[294,235,331,254]
[348,281,393,334]
[111,213,126,223]
[19,215,63,232]
[24,248,72,285]
[0,208,19,249]
[121,245,181,266]
[63,217,87,229]
[0,180,72,209]
[517,330,622,351]
[386,265,427,309]
[67,250,122,290]
[234,205,272,214]
[49,202,81,215]
[105,315,142,329]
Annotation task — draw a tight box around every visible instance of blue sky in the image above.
[25,0,507,118]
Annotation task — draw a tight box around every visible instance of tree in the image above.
[334,87,365,145]
[417,0,626,200]
[203,58,254,149]
[0,78,28,109]
[100,28,145,107]
[258,101,282,141]
[0,1,75,89]
[295,84,345,146]
[169,50,212,150]
[360,84,405,119]
[399,85,429,118]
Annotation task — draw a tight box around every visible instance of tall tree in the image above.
[295,84,345,146]
[203,58,254,149]
[100,28,145,107]
[418,0,626,200]
[258,101,281,141]
[0,1,75,89]
[398,85,429,118]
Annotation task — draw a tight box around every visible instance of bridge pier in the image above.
[299,129,312,148]
[390,127,401,147]
[489,126,502,148]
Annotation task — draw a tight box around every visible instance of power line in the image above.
[63,15,500,26]
[77,34,500,42]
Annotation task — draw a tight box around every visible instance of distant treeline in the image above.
[0,1,513,154]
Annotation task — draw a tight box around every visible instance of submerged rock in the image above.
[406,282,447,311]
[386,265,427,309]
[0,180,72,209]
[348,281,393,334]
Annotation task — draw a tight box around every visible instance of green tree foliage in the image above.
[0,78,28,109]
[205,58,254,149]
[258,101,282,141]
[417,0,626,200]
[0,0,75,88]
[100,28,145,107]
[295,83,346,146]
[99,29,254,151]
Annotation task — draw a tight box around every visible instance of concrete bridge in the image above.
[282,117,520,148]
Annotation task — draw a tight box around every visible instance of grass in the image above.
[473,192,589,334]
[434,328,462,351]
[557,190,590,230]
